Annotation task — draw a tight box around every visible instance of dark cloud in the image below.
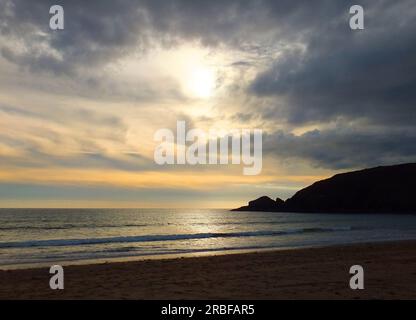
[245,0,416,169]
[250,0,416,127]
[264,127,416,169]
[0,0,151,75]
[0,0,352,74]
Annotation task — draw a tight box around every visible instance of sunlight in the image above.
[185,65,216,99]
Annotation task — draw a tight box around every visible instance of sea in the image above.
[1,208,416,269]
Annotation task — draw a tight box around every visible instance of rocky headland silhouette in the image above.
[232,163,416,213]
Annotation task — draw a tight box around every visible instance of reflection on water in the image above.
[1,208,416,268]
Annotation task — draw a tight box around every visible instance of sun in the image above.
[185,66,216,99]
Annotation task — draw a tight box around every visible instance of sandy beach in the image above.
[1,240,416,300]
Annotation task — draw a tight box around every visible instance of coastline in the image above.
[1,239,416,299]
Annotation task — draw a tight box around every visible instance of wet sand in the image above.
[1,240,416,299]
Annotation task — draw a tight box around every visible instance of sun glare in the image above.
[185,66,216,99]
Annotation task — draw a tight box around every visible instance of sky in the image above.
[0,0,415,208]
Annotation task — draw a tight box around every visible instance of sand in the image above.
[1,240,416,299]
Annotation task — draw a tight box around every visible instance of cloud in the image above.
[1,0,148,74]
[250,0,416,127]
[1,0,416,176]
[0,0,351,74]
[264,126,416,169]
[0,102,136,169]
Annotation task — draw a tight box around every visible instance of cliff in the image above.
[231,163,416,213]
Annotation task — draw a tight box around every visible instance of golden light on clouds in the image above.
[0,23,335,208]
[0,167,325,190]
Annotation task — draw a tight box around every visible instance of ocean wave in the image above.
[0,227,358,248]
[0,220,329,231]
